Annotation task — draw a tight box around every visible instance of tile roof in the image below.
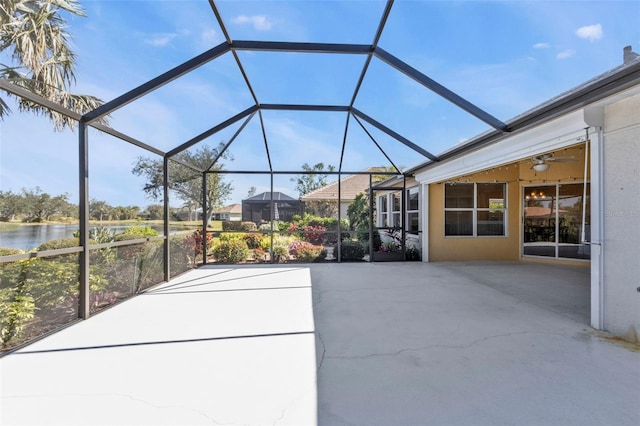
[213,203,242,214]
[300,168,390,202]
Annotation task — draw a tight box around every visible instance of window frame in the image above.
[406,186,420,235]
[443,182,507,238]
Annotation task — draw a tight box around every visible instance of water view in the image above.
[0,224,192,251]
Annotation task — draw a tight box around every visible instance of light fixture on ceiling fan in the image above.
[530,153,577,172]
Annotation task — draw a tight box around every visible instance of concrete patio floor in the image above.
[311,261,639,425]
[2,261,639,425]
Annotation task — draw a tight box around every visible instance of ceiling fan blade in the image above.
[547,155,577,162]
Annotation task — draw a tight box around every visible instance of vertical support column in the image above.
[337,172,342,263]
[78,122,90,319]
[202,172,208,265]
[163,156,170,281]
[401,176,406,259]
[589,127,605,330]
[269,173,274,263]
[368,175,373,262]
[421,182,429,262]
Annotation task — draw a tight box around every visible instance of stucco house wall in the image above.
[602,92,640,341]
[425,144,589,262]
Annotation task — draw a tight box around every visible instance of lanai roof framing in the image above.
[70,0,513,175]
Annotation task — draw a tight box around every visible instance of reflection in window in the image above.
[392,192,401,226]
[406,187,419,234]
[523,183,590,260]
[445,183,506,237]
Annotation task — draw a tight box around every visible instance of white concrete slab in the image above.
[310,262,639,426]
[1,266,317,425]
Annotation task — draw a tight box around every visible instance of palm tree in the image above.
[0,0,105,130]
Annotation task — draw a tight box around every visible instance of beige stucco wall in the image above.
[602,92,640,342]
[427,144,588,262]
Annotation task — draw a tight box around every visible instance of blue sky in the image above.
[1,0,639,209]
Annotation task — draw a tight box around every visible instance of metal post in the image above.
[270,174,274,263]
[163,156,170,281]
[78,122,90,319]
[368,174,374,262]
[402,175,406,259]
[202,172,208,265]
[337,172,342,262]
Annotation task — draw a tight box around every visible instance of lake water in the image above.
[0,224,179,251]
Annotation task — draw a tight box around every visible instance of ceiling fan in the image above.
[530,153,577,172]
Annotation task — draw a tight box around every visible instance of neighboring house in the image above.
[212,203,242,221]
[386,46,639,340]
[242,192,303,224]
[300,167,391,218]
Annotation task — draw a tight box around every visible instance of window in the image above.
[406,187,419,234]
[523,183,590,260]
[391,192,401,226]
[380,194,388,227]
[444,183,506,237]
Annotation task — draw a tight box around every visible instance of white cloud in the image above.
[533,42,550,49]
[144,33,178,47]
[556,49,576,59]
[201,28,220,45]
[232,15,273,31]
[576,24,603,42]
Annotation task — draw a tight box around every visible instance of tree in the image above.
[132,143,233,228]
[347,192,369,231]
[291,162,336,196]
[89,199,112,221]
[19,187,70,222]
[246,186,256,198]
[143,204,164,220]
[0,190,23,221]
[0,0,105,130]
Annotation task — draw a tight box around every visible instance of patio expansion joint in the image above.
[324,330,566,361]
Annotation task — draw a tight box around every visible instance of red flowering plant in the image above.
[183,229,213,256]
[302,225,326,245]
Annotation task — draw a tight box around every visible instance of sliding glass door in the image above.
[523,183,590,260]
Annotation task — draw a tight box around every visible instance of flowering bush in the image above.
[303,225,325,245]
[289,241,313,254]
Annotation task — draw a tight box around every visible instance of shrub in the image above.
[222,221,257,232]
[243,232,262,249]
[37,238,81,262]
[0,248,23,257]
[184,229,213,256]
[335,241,365,261]
[302,225,325,245]
[294,245,327,263]
[271,245,289,263]
[120,226,158,237]
[220,232,245,242]
[113,233,150,259]
[211,240,249,263]
[37,238,80,252]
